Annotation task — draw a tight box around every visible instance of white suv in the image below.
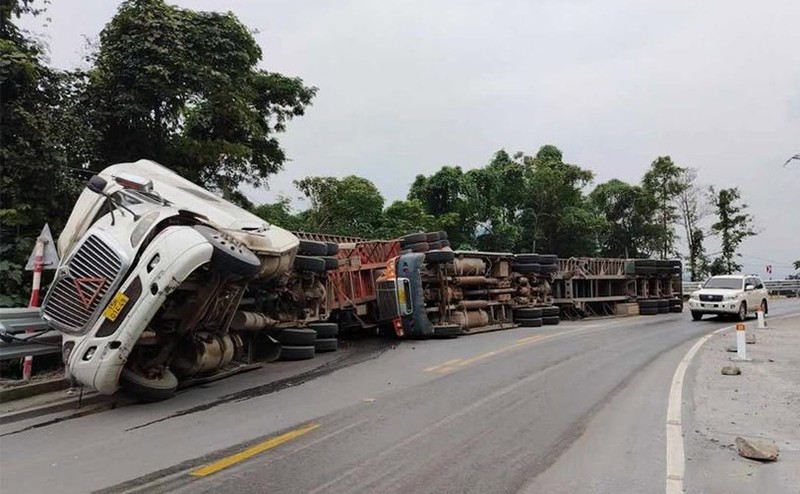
[688,275,769,321]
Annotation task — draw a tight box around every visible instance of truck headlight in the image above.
[130,211,160,246]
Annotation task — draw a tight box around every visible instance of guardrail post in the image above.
[732,323,751,361]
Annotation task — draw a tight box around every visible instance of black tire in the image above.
[540,264,558,274]
[429,241,443,250]
[436,231,448,240]
[658,305,669,314]
[298,240,328,256]
[400,232,427,245]
[425,250,455,264]
[513,263,541,274]
[119,368,178,402]
[670,305,683,313]
[759,299,768,315]
[542,306,560,317]
[323,256,339,270]
[278,345,316,361]
[736,302,747,322]
[691,311,703,321]
[539,254,557,265]
[515,254,540,264]
[440,239,451,248]
[638,300,658,309]
[514,307,543,319]
[637,259,657,267]
[432,324,461,338]
[542,315,560,325]
[426,232,441,242]
[657,299,669,313]
[308,322,339,338]
[407,242,429,253]
[315,338,338,353]
[276,328,317,346]
[294,255,326,273]
[517,317,543,327]
[640,307,658,316]
[325,242,339,256]
[195,225,262,278]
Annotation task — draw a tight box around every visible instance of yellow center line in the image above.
[191,422,320,477]
[428,323,616,375]
[424,358,464,372]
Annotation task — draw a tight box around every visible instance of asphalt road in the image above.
[1,300,798,494]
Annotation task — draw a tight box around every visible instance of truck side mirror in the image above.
[87,175,108,195]
[745,284,754,291]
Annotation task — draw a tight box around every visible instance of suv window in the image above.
[753,277,764,289]
[704,277,743,290]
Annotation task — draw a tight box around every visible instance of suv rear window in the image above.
[704,277,743,289]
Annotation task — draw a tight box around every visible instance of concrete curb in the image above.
[0,378,69,402]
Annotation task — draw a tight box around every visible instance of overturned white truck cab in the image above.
[42,160,317,401]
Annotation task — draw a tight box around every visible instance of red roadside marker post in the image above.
[22,224,59,382]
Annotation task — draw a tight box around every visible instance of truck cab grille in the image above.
[43,235,124,334]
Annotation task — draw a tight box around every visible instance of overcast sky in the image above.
[21,0,800,277]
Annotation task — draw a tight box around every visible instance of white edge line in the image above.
[666,311,800,494]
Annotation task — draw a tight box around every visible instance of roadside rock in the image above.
[735,437,779,462]
[721,366,741,376]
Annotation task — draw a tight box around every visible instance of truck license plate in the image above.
[103,292,129,321]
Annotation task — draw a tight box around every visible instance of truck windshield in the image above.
[704,278,742,289]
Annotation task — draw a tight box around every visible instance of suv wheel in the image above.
[737,302,747,322]
[691,311,703,321]
[759,299,768,315]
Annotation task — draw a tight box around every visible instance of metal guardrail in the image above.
[682,280,800,296]
[0,308,61,361]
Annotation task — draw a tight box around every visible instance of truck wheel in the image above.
[436,231,448,240]
[195,226,261,278]
[425,250,455,264]
[691,311,703,321]
[517,317,543,328]
[440,239,451,248]
[426,232,441,242]
[542,315,560,325]
[513,263,541,274]
[308,322,339,338]
[325,242,339,256]
[298,240,328,256]
[539,254,557,265]
[539,264,558,274]
[294,255,326,273]
[400,232,427,246]
[119,368,178,403]
[277,328,317,346]
[760,299,768,315]
[323,256,340,270]
[407,242,429,253]
[278,345,315,361]
[514,307,543,319]
[429,240,443,250]
[432,324,461,338]
[315,338,338,352]
[542,306,560,317]
[515,254,540,264]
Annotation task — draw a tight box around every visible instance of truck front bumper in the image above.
[687,299,741,314]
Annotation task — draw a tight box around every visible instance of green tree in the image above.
[794,259,800,271]
[675,168,710,279]
[641,156,687,259]
[519,145,602,256]
[0,0,83,306]
[251,197,310,232]
[408,165,470,246]
[709,187,756,274]
[589,179,658,258]
[379,199,436,239]
[82,0,316,195]
[294,176,385,237]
